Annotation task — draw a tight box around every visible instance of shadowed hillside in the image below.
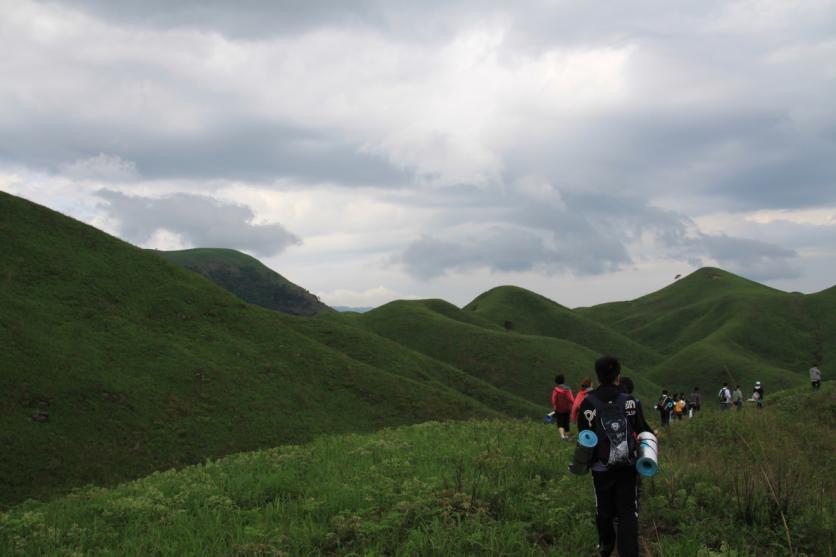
[157,248,333,316]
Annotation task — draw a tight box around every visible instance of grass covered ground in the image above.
[464,285,663,370]
[2,384,831,556]
[0,192,530,507]
[340,299,661,405]
[578,268,834,392]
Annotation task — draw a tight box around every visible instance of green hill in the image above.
[0,192,529,507]
[578,268,835,392]
[464,285,663,370]
[335,299,661,405]
[157,248,333,316]
[2,384,831,556]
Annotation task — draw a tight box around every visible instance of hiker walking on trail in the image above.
[732,385,744,411]
[673,394,686,421]
[552,374,575,441]
[810,365,822,390]
[571,377,593,424]
[752,381,764,409]
[719,383,733,411]
[656,390,672,427]
[689,387,701,418]
[569,356,652,557]
[619,377,654,435]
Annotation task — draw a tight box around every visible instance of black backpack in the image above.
[587,392,637,469]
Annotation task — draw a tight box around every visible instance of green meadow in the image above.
[1,385,832,556]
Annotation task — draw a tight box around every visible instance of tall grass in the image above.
[1,384,832,556]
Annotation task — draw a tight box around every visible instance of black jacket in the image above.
[575,384,653,469]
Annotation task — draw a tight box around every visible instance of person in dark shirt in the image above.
[572,356,652,557]
[655,390,672,427]
[619,376,654,434]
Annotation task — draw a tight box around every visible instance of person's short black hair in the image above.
[694,386,699,391]
[555,374,565,385]
[620,376,635,394]
[723,382,728,386]
[662,389,668,395]
[595,356,621,384]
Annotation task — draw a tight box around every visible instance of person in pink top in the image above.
[571,377,593,424]
[552,374,575,440]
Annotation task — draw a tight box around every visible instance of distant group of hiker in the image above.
[548,358,826,557]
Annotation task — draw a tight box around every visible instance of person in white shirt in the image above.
[810,365,822,390]
[718,383,732,411]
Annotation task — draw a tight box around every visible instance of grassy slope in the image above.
[578,268,834,392]
[0,192,525,507]
[334,299,660,405]
[464,285,663,369]
[2,384,831,556]
[157,248,333,316]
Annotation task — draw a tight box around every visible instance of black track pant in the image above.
[592,467,639,557]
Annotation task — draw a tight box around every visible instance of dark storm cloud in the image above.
[96,189,300,255]
[0,115,410,186]
[400,227,629,280]
[397,188,799,280]
[49,0,387,38]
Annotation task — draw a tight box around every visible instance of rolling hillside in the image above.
[578,268,835,391]
[464,285,663,370]
[157,248,333,316]
[334,299,661,404]
[0,192,528,507]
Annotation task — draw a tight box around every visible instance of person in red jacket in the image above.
[552,374,575,440]
[571,377,593,424]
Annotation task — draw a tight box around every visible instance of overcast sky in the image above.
[2,0,835,308]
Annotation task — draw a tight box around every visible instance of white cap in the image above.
[755,381,761,386]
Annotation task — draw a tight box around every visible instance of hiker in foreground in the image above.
[551,374,575,441]
[569,356,652,557]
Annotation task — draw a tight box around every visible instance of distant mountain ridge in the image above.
[156,248,333,316]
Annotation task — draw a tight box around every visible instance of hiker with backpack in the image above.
[673,394,687,421]
[719,383,733,411]
[655,390,672,427]
[569,356,652,557]
[552,374,575,441]
[571,377,593,425]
